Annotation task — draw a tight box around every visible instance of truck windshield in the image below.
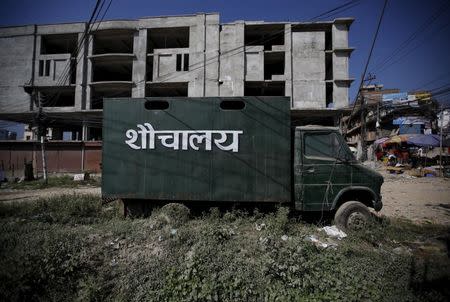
[304,132,354,161]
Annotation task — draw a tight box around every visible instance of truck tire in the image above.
[334,201,371,231]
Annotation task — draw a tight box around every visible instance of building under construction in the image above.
[0,13,354,141]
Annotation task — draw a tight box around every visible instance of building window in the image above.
[326,82,333,108]
[41,34,77,54]
[176,54,189,72]
[304,133,340,158]
[245,24,285,50]
[176,54,182,71]
[264,52,284,80]
[244,81,285,96]
[146,82,188,97]
[38,60,51,77]
[147,27,190,52]
[39,60,44,76]
[45,60,51,76]
[183,53,189,71]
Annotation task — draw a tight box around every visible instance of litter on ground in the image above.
[319,225,347,240]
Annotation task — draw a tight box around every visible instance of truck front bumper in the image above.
[373,196,383,212]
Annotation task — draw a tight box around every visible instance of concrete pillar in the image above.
[85,33,93,109]
[204,14,220,96]
[75,29,87,110]
[205,15,220,96]
[284,24,293,106]
[219,22,245,97]
[81,122,89,141]
[187,15,208,97]
[331,22,352,109]
[132,29,147,98]
[34,35,42,80]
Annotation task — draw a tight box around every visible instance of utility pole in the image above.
[439,110,443,177]
[37,95,48,184]
[360,95,367,161]
[376,102,381,137]
[363,73,376,83]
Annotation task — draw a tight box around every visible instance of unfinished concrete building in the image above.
[0,13,354,140]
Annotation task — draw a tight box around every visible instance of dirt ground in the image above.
[379,170,450,225]
[0,172,449,225]
[0,187,100,203]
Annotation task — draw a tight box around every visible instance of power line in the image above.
[345,0,388,133]
[375,19,450,75]
[53,0,104,89]
[411,71,450,92]
[310,0,361,20]
[371,1,450,73]
[41,0,108,108]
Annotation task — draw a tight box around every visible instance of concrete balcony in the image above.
[34,54,75,87]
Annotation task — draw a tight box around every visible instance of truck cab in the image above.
[294,126,383,229]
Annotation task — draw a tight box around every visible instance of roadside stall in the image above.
[374,134,449,176]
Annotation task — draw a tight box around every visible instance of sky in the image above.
[1,0,450,137]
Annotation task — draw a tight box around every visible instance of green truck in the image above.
[102,96,383,229]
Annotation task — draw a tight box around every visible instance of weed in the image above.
[0,196,449,301]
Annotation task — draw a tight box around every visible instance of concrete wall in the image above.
[0,26,35,113]
[292,31,325,109]
[333,52,348,80]
[132,29,146,98]
[245,46,264,81]
[334,81,349,108]
[332,23,349,49]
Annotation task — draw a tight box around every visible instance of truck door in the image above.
[297,131,352,211]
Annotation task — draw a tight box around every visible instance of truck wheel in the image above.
[334,201,371,231]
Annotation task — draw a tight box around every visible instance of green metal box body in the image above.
[102,97,291,203]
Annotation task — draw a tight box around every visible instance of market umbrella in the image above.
[407,134,441,147]
[374,137,389,146]
[383,135,409,145]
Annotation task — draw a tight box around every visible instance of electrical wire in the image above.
[375,18,450,75]
[371,1,450,74]
[318,0,389,225]
[41,0,110,108]
[345,0,388,132]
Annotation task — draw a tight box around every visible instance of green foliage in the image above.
[0,196,449,301]
[0,194,104,223]
[268,206,290,234]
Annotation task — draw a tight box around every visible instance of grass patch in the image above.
[0,175,100,190]
[0,197,449,301]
